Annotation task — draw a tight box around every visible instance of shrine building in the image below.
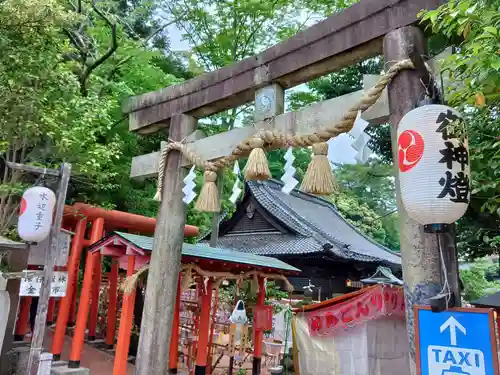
[203,180,401,300]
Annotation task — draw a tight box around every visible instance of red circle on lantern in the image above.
[398,130,424,172]
[19,198,27,216]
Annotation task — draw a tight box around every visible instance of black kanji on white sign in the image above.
[436,111,470,203]
[436,110,459,141]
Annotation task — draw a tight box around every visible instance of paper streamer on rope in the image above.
[182,166,197,204]
[350,111,373,164]
[281,147,298,194]
[229,161,242,204]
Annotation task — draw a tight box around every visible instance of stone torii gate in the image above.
[123,0,454,374]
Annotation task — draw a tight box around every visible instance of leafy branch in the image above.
[65,0,118,96]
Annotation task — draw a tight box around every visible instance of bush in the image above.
[460,259,500,302]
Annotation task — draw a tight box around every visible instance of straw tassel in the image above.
[243,137,271,181]
[300,142,337,195]
[249,273,259,297]
[195,170,220,212]
[121,264,149,295]
[181,266,193,291]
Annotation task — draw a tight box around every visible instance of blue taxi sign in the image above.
[415,306,499,375]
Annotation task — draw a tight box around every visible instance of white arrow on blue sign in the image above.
[440,316,467,346]
[415,307,499,375]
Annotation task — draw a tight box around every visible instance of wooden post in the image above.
[168,278,182,374]
[252,84,282,375]
[195,279,213,375]
[441,225,461,307]
[113,255,136,375]
[206,287,219,375]
[228,323,237,375]
[383,26,451,375]
[0,243,29,375]
[134,114,197,375]
[106,259,119,349]
[209,173,223,248]
[252,277,266,375]
[68,217,104,368]
[51,217,87,360]
[26,163,71,375]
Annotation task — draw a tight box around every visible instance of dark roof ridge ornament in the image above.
[361,266,403,286]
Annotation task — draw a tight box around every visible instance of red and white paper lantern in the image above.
[397,104,470,225]
[17,186,56,242]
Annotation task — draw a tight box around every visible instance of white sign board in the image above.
[28,229,72,266]
[19,271,68,298]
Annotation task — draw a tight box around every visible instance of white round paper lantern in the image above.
[397,104,470,225]
[17,186,56,242]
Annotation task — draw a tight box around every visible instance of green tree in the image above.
[334,161,396,214]
[460,259,500,302]
[421,0,500,259]
[334,162,400,250]
[0,0,187,235]
[331,193,390,246]
[163,0,313,130]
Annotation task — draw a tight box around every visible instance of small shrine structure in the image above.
[204,180,401,299]
[85,231,300,375]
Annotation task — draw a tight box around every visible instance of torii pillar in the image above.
[134,114,196,374]
[383,26,455,375]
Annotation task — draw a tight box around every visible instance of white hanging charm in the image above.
[229,161,242,204]
[182,166,197,204]
[281,147,298,194]
[350,110,373,164]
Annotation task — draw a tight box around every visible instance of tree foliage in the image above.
[460,259,500,302]
[421,0,500,259]
[421,0,500,105]
[0,0,185,234]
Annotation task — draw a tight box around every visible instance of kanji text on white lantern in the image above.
[397,105,470,225]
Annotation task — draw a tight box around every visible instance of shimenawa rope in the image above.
[154,59,414,210]
[121,262,294,295]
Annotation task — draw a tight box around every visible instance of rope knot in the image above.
[204,170,217,183]
[249,137,264,149]
[312,142,328,156]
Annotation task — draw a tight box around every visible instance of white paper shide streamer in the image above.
[349,110,373,164]
[182,166,197,204]
[281,147,298,194]
[229,161,242,204]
